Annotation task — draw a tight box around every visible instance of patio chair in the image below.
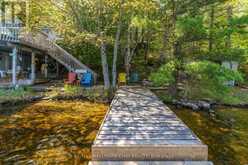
[80,72,93,87]
[118,72,127,85]
[64,72,79,85]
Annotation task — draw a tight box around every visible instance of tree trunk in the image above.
[170,0,180,98]
[125,28,131,82]
[144,39,149,65]
[101,39,111,89]
[209,5,215,51]
[226,5,233,48]
[98,0,110,90]
[171,41,181,98]
[112,0,124,88]
[160,16,171,63]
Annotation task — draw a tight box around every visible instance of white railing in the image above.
[0,26,21,42]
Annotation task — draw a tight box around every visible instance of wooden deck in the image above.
[91,87,209,162]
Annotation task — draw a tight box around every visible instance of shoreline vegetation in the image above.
[1,85,248,111]
[153,85,248,111]
[0,85,110,110]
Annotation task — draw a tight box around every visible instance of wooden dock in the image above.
[91,87,211,164]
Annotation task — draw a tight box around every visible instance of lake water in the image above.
[0,100,108,164]
[172,107,248,165]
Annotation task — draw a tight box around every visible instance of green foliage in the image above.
[64,85,80,94]
[220,87,248,104]
[130,16,160,30]
[149,61,176,86]
[201,48,247,62]
[177,16,207,41]
[186,61,243,82]
[184,61,243,100]
[230,15,248,34]
[150,60,244,100]
[0,88,34,102]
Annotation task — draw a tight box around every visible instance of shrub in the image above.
[185,61,243,100]
[149,61,244,100]
[149,61,176,86]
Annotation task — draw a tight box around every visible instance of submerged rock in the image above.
[173,99,212,111]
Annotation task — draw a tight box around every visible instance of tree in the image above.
[25,0,248,97]
[112,0,124,88]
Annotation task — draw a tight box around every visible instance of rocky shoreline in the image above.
[168,99,248,111]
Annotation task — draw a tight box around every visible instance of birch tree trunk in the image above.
[101,38,111,89]
[112,0,124,88]
[98,0,110,89]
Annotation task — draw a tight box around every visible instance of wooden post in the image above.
[56,61,59,78]
[45,55,48,78]
[5,54,8,71]
[31,52,35,83]
[11,47,17,86]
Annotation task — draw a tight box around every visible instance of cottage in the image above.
[0,26,97,87]
[0,1,96,87]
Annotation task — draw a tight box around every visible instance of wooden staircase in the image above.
[0,26,97,78]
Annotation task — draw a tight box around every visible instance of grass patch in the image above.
[0,88,36,103]
[46,85,110,102]
[220,88,248,104]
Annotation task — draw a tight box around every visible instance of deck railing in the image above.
[0,26,21,42]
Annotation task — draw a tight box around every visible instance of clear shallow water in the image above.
[0,101,108,164]
[172,107,248,165]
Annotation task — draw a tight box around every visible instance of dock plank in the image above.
[92,87,208,161]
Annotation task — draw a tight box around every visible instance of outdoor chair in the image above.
[64,72,80,85]
[118,73,127,86]
[80,72,93,87]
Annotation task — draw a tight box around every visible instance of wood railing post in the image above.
[11,47,17,87]
[31,51,36,84]
[44,55,48,78]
